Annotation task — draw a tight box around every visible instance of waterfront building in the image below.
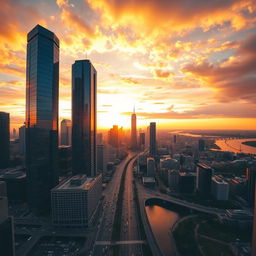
[179,172,196,193]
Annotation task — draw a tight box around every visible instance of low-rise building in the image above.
[51,174,102,227]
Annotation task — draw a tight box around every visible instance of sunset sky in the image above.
[1,0,256,130]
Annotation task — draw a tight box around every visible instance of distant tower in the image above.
[72,59,97,177]
[60,119,71,146]
[131,106,137,150]
[149,122,156,156]
[0,112,10,168]
[25,24,59,214]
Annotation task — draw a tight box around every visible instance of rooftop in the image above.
[53,174,101,191]
[0,166,26,179]
[27,24,59,47]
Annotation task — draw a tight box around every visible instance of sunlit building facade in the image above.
[72,60,97,177]
[26,24,59,214]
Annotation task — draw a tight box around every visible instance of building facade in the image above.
[211,176,229,200]
[51,174,102,227]
[0,112,10,169]
[25,25,59,214]
[72,60,97,177]
[147,157,155,177]
[149,122,156,156]
[60,119,72,146]
[131,110,137,150]
[196,163,213,198]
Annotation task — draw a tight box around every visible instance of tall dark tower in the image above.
[72,60,97,177]
[25,25,59,214]
[131,107,137,150]
[149,122,156,156]
[0,112,10,168]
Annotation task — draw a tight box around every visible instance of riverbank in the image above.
[242,141,256,148]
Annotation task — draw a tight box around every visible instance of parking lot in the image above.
[27,236,86,256]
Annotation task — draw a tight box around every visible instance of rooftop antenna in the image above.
[133,105,135,114]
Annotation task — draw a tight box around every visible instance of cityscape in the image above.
[0,1,256,256]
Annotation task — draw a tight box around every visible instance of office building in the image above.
[139,132,145,148]
[0,112,10,169]
[198,139,205,151]
[252,187,256,256]
[96,133,103,144]
[131,108,137,150]
[160,157,179,170]
[108,125,119,148]
[147,157,155,177]
[168,169,179,191]
[0,181,15,256]
[72,60,97,177]
[196,163,213,197]
[211,176,229,201]
[246,166,256,207]
[19,125,25,156]
[97,144,105,173]
[51,174,102,227]
[179,172,196,193]
[149,122,156,156]
[25,25,59,214]
[0,167,26,202]
[58,146,72,175]
[60,119,71,146]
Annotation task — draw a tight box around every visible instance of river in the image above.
[145,205,180,256]
[214,138,256,155]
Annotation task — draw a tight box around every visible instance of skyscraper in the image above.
[247,166,256,207]
[149,122,156,156]
[72,60,97,177]
[26,24,59,214]
[108,125,119,148]
[196,163,213,198]
[252,187,256,255]
[60,119,72,146]
[131,108,137,150]
[0,112,10,169]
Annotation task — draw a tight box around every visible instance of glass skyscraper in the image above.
[72,60,97,177]
[26,25,59,214]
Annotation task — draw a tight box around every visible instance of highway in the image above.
[119,154,143,256]
[93,152,137,256]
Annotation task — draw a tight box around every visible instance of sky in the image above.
[1,0,256,131]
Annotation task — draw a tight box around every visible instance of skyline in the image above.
[1,0,256,130]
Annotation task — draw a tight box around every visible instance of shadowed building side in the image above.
[0,112,10,169]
